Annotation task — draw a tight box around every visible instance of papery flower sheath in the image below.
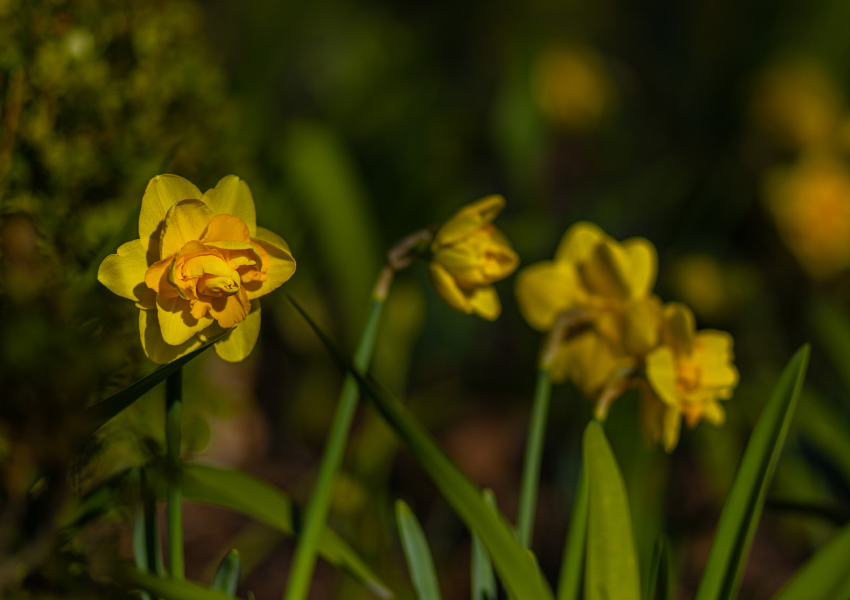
[641,303,739,451]
[98,174,296,364]
[428,195,519,320]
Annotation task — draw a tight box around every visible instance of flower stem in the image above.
[165,368,184,580]
[283,268,392,600]
[516,367,552,548]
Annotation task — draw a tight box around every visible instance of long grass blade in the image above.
[556,466,588,600]
[287,294,555,600]
[694,345,810,600]
[644,538,672,600]
[471,490,497,600]
[83,330,228,435]
[176,464,391,598]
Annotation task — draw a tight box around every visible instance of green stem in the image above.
[132,468,153,600]
[516,368,552,548]
[283,269,391,600]
[165,368,184,580]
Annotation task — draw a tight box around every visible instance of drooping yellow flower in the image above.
[549,329,634,399]
[642,303,738,451]
[428,195,519,320]
[762,154,850,280]
[98,174,296,364]
[515,222,660,359]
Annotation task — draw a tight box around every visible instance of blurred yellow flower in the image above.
[642,303,738,451]
[670,253,760,322]
[98,174,296,364]
[762,154,850,280]
[516,221,660,358]
[428,195,519,320]
[752,60,841,150]
[549,329,634,399]
[534,44,614,132]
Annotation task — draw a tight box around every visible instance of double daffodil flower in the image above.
[428,196,519,320]
[516,222,738,451]
[98,175,296,364]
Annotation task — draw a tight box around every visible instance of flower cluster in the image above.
[98,174,296,364]
[754,61,850,280]
[516,222,738,451]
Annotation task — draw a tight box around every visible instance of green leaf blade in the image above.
[773,521,850,600]
[287,294,555,600]
[396,500,442,600]
[178,464,392,599]
[583,422,641,600]
[695,345,810,600]
[471,490,498,600]
[84,330,228,434]
[211,550,241,597]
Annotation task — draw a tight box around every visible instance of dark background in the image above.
[3,0,850,598]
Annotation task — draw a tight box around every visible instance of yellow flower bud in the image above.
[642,303,739,451]
[98,174,296,364]
[428,195,519,320]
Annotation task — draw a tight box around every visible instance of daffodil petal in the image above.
[139,175,203,241]
[245,227,296,300]
[622,237,657,297]
[694,331,739,388]
[145,255,179,298]
[139,308,205,365]
[214,300,261,362]
[160,200,214,258]
[702,401,726,426]
[662,303,695,355]
[208,288,251,329]
[98,238,154,304]
[202,214,252,244]
[646,346,679,406]
[433,195,505,247]
[514,261,577,330]
[639,385,665,447]
[468,285,501,320]
[578,240,631,298]
[201,175,257,236]
[621,297,661,356]
[554,221,607,264]
[428,262,472,314]
[156,295,215,346]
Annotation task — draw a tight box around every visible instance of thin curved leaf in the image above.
[583,422,641,600]
[84,330,229,435]
[117,565,239,600]
[773,521,850,600]
[288,294,555,600]
[645,538,672,600]
[695,345,810,600]
[396,500,442,600]
[178,464,391,599]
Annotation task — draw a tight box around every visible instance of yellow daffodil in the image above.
[428,195,519,320]
[642,303,738,451]
[762,154,850,280]
[549,329,633,399]
[516,221,660,358]
[98,174,296,364]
